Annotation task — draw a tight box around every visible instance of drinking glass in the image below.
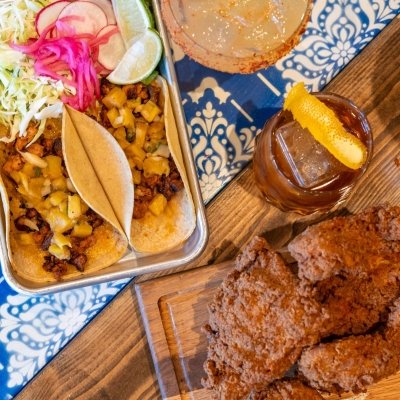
[253,93,373,214]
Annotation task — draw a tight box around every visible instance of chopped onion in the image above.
[19,217,39,232]
[153,144,171,158]
[66,178,77,193]
[18,151,48,168]
[41,182,52,197]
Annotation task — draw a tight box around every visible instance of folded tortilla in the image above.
[129,77,196,253]
[65,76,196,254]
[0,120,129,283]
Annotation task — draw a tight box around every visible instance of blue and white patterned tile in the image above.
[173,0,400,203]
[0,1,398,398]
[0,278,129,398]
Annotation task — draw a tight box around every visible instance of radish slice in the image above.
[97,25,125,70]
[84,0,116,25]
[58,1,108,35]
[36,0,71,35]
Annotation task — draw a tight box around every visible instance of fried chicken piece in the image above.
[299,298,400,394]
[203,237,325,400]
[300,266,400,336]
[289,205,400,282]
[249,379,323,400]
[292,205,400,336]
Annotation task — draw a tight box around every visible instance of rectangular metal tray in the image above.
[0,0,209,295]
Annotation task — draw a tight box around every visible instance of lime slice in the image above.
[284,83,367,170]
[107,29,162,85]
[112,0,154,47]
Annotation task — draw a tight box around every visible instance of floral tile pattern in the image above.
[0,1,398,398]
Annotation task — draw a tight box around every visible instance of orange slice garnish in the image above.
[283,83,367,170]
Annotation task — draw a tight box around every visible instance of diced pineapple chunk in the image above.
[120,107,135,129]
[148,121,165,139]
[126,98,141,109]
[52,176,67,191]
[80,200,89,215]
[28,177,46,199]
[131,156,143,170]
[41,182,52,197]
[132,169,141,185]
[135,121,148,149]
[9,171,20,183]
[102,87,127,109]
[52,232,72,248]
[125,143,146,161]
[148,194,167,216]
[42,197,53,210]
[143,156,170,177]
[17,185,28,198]
[22,162,36,178]
[68,195,82,219]
[107,108,123,128]
[59,200,68,214]
[140,100,161,122]
[48,243,70,260]
[113,126,130,149]
[49,191,68,206]
[44,155,63,179]
[18,233,35,245]
[46,208,74,233]
[71,221,93,238]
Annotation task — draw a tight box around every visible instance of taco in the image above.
[94,75,196,253]
[0,118,128,282]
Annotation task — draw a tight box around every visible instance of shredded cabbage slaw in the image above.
[0,0,65,141]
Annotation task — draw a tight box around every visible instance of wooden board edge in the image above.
[135,283,182,399]
[134,261,235,399]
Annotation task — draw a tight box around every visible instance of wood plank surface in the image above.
[16,17,400,400]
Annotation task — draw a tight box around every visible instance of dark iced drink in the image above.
[253,93,373,214]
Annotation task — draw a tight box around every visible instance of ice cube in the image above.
[276,120,349,189]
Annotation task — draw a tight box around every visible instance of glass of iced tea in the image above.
[253,92,373,214]
[161,0,313,73]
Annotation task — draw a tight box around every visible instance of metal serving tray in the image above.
[0,0,209,295]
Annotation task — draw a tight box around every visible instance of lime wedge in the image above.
[107,29,162,84]
[112,0,154,47]
[284,83,367,170]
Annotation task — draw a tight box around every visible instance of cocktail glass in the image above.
[161,0,313,73]
[253,93,373,214]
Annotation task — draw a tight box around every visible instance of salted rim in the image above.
[160,0,313,74]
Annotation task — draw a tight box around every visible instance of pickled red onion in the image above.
[12,18,119,111]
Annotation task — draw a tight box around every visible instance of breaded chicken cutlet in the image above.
[249,379,323,400]
[289,205,400,282]
[299,298,400,394]
[294,205,400,336]
[202,237,325,400]
[203,205,400,399]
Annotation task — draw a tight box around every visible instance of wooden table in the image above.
[17,17,400,400]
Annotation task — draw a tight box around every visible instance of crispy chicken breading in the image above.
[295,206,400,336]
[289,205,400,282]
[249,379,323,400]
[299,299,400,394]
[203,205,400,399]
[300,267,400,336]
[202,237,325,400]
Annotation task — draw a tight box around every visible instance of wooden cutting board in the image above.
[135,261,400,400]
